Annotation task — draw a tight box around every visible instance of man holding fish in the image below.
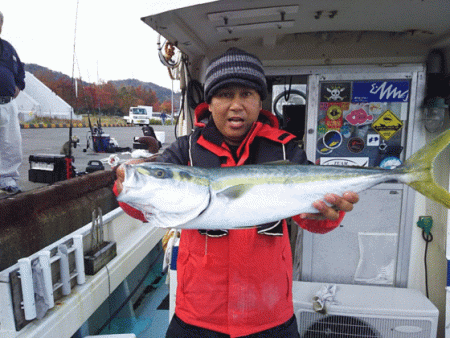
[115,48,359,337]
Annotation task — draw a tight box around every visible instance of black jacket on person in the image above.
[157,102,307,167]
[115,103,345,336]
[0,38,25,96]
[156,102,305,336]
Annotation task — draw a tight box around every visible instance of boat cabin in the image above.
[1,1,449,337]
[142,1,450,337]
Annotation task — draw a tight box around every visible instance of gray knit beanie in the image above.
[204,48,267,103]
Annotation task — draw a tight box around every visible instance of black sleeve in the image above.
[156,135,190,165]
[12,45,25,90]
[285,141,310,165]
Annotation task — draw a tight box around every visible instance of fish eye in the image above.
[154,169,166,178]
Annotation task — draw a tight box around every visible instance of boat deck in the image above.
[74,247,171,338]
[97,279,170,338]
[133,283,170,338]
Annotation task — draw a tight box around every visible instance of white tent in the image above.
[15,71,81,121]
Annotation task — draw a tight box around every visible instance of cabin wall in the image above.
[408,116,450,338]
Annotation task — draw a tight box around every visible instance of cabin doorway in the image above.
[270,80,307,145]
[300,66,424,288]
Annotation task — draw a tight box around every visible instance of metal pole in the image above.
[171,79,174,124]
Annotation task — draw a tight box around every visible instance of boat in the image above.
[1,1,450,337]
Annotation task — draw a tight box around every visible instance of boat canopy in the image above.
[142,0,450,66]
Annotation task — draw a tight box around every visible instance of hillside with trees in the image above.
[24,64,181,117]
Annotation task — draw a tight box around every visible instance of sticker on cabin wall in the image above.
[341,124,351,138]
[320,82,351,102]
[323,130,343,149]
[367,134,380,146]
[345,108,374,126]
[317,138,333,154]
[325,105,344,130]
[320,157,369,167]
[372,110,403,141]
[347,137,365,153]
[352,80,409,103]
[379,156,402,169]
[320,102,350,111]
[317,123,328,137]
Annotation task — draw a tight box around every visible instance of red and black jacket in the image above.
[115,103,344,337]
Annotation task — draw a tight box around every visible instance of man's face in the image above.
[208,86,262,146]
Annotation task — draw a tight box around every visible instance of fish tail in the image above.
[400,129,450,208]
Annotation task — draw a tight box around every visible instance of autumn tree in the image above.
[54,77,76,107]
[33,69,162,116]
[160,100,172,114]
[118,86,139,113]
[102,82,122,115]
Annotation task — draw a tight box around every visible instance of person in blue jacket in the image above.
[0,11,25,194]
[161,111,167,125]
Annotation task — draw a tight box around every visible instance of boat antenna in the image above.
[67,0,80,179]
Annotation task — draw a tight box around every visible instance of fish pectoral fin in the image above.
[217,184,253,199]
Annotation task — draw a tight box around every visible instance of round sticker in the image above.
[323,131,343,149]
[341,124,351,138]
[347,137,365,153]
[317,138,332,154]
[326,105,343,120]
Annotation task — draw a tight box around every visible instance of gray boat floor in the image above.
[98,280,170,338]
[134,282,170,338]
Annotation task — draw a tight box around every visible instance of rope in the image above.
[422,229,433,298]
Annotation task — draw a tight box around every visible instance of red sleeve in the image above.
[113,182,147,222]
[292,211,345,234]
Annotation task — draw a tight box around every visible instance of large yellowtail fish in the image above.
[117,130,450,229]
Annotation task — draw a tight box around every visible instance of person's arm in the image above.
[293,192,359,234]
[13,46,25,93]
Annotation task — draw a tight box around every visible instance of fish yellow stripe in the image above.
[210,170,365,192]
[173,171,210,186]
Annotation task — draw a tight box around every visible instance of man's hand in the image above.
[299,192,359,221]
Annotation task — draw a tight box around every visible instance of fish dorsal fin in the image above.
[217,184,253,199]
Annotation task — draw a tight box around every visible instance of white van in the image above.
[123,105,154,125]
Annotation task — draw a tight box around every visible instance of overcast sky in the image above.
[0,1,208,90]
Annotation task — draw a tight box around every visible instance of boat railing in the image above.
[0,207,165,338]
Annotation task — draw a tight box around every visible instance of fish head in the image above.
[117,163,211,227]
